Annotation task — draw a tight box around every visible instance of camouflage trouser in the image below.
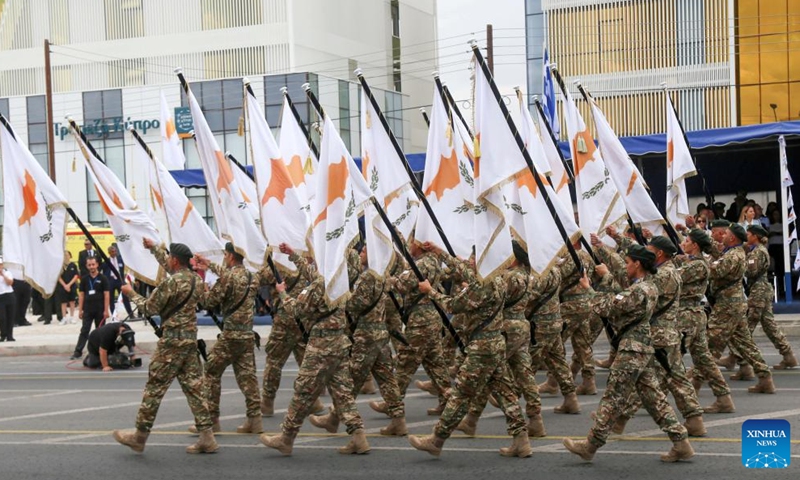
[619,343,703,421]
[589,352,687,447]
[470,320,541,418]
[395,310,452,405]
[681,308,731,397]
[561,302,596,380]
[589,314,616,358]
[707,301,771,378]
[282,344,364,435]
[135,340,212,433]
[734,289,793,362]
[530,314,577,395]
[434,333,526,439]
[204,335,260,419]
[441,328,458,376]
[349,333,405,418]
[262,313,306,401]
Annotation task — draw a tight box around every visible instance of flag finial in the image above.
[280,86,288,95]
[173,67,182,74]
[354,68,363,77]
[301,83,311,92]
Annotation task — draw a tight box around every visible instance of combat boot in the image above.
[186,429,219,454]
[236,415,263,434]
[455,413,479,436]
[415,379,437,396]
[747,376,776,394]
[684,415,707,437]
[311,397,326,414]
[379,417,408,436]
[660,439,694,462]
[189,417,221,434]
[309,410,340,433]
[409,430,446,457]
[112,429,149,453]
[338,428,371,454]
[611,416,628,435]
[369,400,390,415]
[427,402,445,416]
[575,377,597,395]
[360,376,377,395]
[562,437,598,462]
[527,414,546,438]
[537,375,559,395]
[715,355,737,371]
[774,351,798,370]
[554,392,581,414]
[260,430,297,456]
[261,396,274,417]
[731,364,755,381]
[499,431,533,458]
[704,394,735,413]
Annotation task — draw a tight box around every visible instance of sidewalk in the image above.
[0,311,274,357]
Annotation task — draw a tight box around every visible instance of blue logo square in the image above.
[742,419,791,468]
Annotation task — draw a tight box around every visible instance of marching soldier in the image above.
[113,242,217,454]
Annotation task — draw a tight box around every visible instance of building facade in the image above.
[0,0,437,226]
[525,0,799,137]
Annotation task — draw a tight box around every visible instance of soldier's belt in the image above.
[679,300,702,307]
[711,296,746,305]
[469,330,502,340]
[503,313,527,322]
[309,328,346,338]
[531,312,560,321]
[223,323,253,332]
[355,322,387,332]
[560,292,592,302]
[161,330,197,341]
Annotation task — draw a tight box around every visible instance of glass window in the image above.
[27,96,46,123]
[26,95,49,174]
[82,89,126,223]
[266,105,282,127]
[104,0,144,40]
[0,98,10,119]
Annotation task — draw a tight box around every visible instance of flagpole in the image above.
[433,74,454,127]
[281,87,320,159]
[443,84,473,140]
[302,89,466,353]
[419,108,430,127]
[779,136,793,302]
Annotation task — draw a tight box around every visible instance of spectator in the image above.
[0,257,16,342]
[694,213,710,232]
[83,322,137,371]
[70,257,110,360]
[12,279,31,327]
[102,244,133,316]
[754,204,769,228]
[78,238,98,277]
[739,204,758,228]
[768,210,785,297]
[766,201,779,220]
[58,252,80,325]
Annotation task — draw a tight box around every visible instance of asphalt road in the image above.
[1,339,798,480]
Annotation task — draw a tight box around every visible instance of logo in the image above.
[742,419,790,468]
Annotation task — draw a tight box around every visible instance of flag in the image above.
[71,124,164,284]
[665,94,697,227]
[360,87,419,275]
[133,131,223,263]
[589,97,664,232]
[245,85,309,271]
[516,91,552,177]
[184,80,267,268]
[312,115,372,305]
[415,85,475,259]
[160,92,185,170]
[0,117,69,296]
[561,85,626,240]
[278,94,318,207]
[535,105,573,212]
[542,47,560,139]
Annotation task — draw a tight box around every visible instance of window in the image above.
[201,0,262,30]
[0,98,9,119]
[384,90,403,145]
[82,89,125,225]
[390,0,400,37]
[104,0,144,40]
[49,0,71,45]
[339,80,351,150]
[26,96,49,174]
[264,72,316,142]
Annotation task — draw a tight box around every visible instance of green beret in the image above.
[225,242,236,254]
[626,244,656,265]
[728,224,747,242]
[710,219,730,229]
[649,235,677,255]
[688,228,712,248]
[169,243,193,260]
[747,224,768,238]
[512,240,530,267]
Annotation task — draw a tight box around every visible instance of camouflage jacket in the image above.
[558,248,597,302]
[745,244,770,291]
[595,243,630,289]
[347,269,387,337]
[253,262,304,316]
[391,251,443,325]
[129,266,203,346]
[590,275,658,354]
[673,254,710,331]
[201,263,256,340]
[710,245,746,303]
[501,265,533,322]
[525,267,561,319]
[647,259,681,347]
[429,275,506,338]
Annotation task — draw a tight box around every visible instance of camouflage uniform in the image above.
[673,254,731,397]
[528,267,576,395]
[427,270,526,439]
[469,265,540,419]
[391,251,452,406]
[128,245,210,433]
[705,246,771,379]
[276,253,364,436]
[588,244,629,358]
[201,262,260,420]
[619,259,703,421]
[559,249,598,382]
[740,243,793,359]
[586,274,688,448]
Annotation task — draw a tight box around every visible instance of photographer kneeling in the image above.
[83,322,140,371]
